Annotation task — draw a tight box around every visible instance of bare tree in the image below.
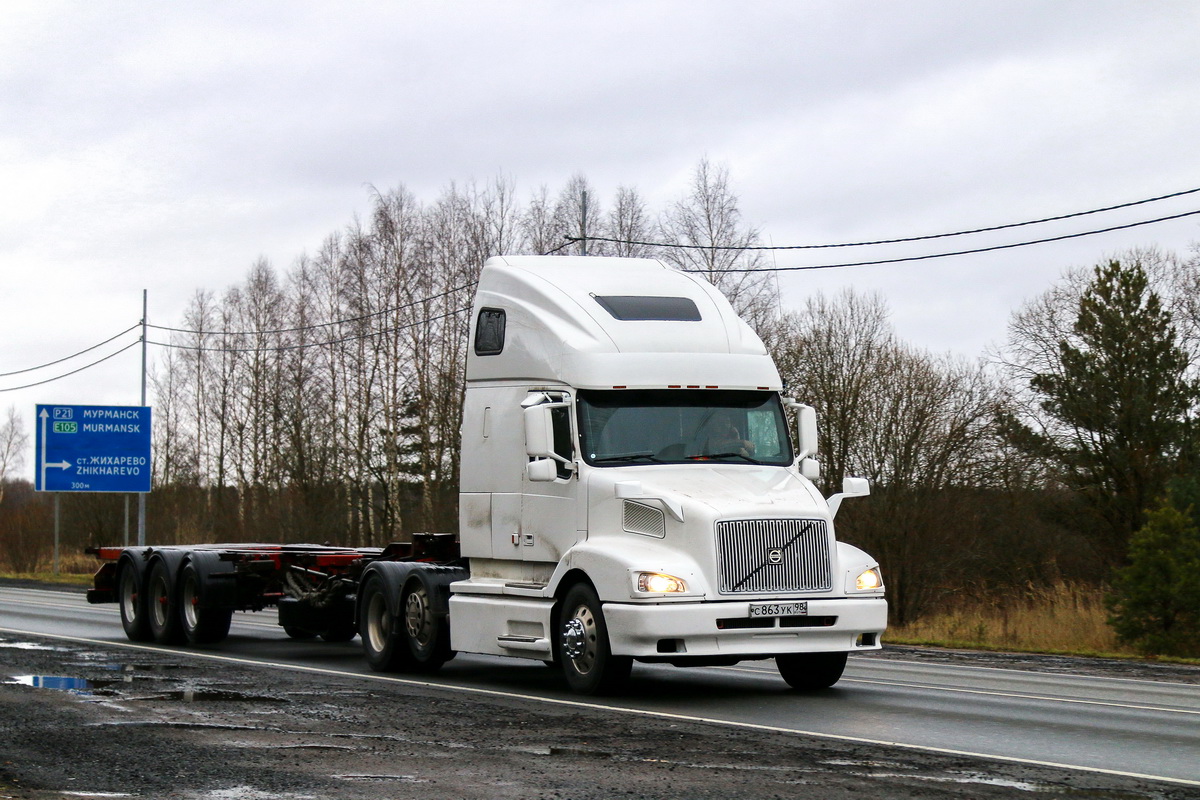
[770,289,1004,623]
[657,158,779,330]
[606,186,656,258]
[0,405,29,506]
[553,174,604,256]
[519,185,562,256]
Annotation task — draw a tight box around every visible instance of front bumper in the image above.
[603,596,887,658]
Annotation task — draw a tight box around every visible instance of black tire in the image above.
[359,572,411,671]
[557,582,631,695]
[179,562,233,645]
[284,627,317,640]
[399,574,452,672]
[776,651,848,690]
[117,561,152,642]
[320,605,358,642]
[146,559,185,645]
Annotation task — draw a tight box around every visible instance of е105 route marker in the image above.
[34,404,152,493]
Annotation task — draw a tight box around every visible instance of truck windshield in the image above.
[576,389,794,467]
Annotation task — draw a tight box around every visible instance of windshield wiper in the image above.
[687,452,758,463]
[592,452,664,464]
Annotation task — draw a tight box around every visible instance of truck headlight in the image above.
[637,572,687,593]
[855,567,882,591]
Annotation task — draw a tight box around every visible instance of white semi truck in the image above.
[88,255,887,695]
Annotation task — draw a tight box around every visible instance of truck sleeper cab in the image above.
[450,256,886,693]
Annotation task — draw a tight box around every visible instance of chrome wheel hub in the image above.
[562,617,587,659]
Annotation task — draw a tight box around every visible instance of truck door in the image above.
[521,392,582,563]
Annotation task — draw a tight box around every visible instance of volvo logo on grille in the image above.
[767,548,784,564]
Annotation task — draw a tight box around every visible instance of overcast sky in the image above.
[3,1,1200,478]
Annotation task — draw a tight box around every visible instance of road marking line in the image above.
[849,654,1200,688]
[2,625,1198,789]
[714,663,1200,714]
[842,677,1200,715]
[715,666,1195,714]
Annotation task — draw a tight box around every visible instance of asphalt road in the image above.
[3,583,1198,789]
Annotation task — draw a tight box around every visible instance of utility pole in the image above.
[580,190,588,256]
[138,289,147,546]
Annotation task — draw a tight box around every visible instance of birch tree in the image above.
[0,406,28,507]
[658,158,778,330]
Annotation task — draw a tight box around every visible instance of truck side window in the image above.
[474,308,505,355]
[551,405,573,479]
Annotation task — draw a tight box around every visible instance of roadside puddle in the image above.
[6,675,122,694]
[0,639,69,651]
[5,671,284,705]
[134,689,288,704]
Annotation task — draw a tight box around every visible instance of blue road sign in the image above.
[35,404,152,493]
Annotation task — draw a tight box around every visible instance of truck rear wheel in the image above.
[360,572,410,671]
[775,651,848,690]
[117,561,152,642]
[400,575,452,672]
[147,560,186,645]
[557,583,631,695]
[179,562,233,645]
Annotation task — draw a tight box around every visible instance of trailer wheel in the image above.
[400,575,451,672]
[775,651,847,690]
[147,559,185,645]
[179,562,233,645]
[359,573,410,671]
[117,561,152,642]
[557,583,631,695]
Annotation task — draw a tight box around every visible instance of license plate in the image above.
[749,601,807,617]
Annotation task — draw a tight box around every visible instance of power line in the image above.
[147,282,478,337]
[541,239,577,256]
[0,324,140,378]
[0,340,141,392]
[566,185,1200,252]
[691,208,1200,273]
[147,306,473,354]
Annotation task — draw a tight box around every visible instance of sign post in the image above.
[35,404,152,570]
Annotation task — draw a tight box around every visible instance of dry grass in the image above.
[0,571,95,585]
[887,581,1139,658]
[0,551,99,582]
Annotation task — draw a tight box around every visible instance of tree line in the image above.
[2,162,1197,653]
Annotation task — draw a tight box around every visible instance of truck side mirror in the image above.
[828,476,870,518]
[800,458,820,481]
[842,477,870,497]
[526,458,558,482]
[523,404,555,459]
[795,405,818,461]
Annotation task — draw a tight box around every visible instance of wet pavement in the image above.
[2,631,1198,800]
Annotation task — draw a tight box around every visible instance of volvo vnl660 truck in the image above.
[89,255,887,695]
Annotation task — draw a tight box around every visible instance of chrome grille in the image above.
[715,519,831,594]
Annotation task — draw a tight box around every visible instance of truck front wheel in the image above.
[557,583,631,695]
[775,651,848,690]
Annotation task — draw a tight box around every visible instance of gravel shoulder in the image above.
[2,580,1198,799]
